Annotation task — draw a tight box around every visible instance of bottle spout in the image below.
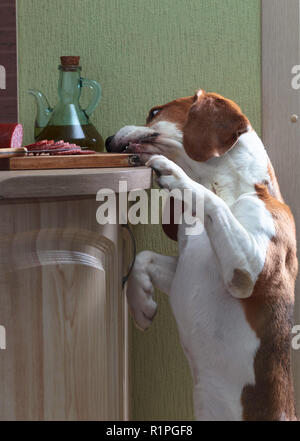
[28,89,53,129]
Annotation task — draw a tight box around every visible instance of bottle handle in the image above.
[81,78,102,117]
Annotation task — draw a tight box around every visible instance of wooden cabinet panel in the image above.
[0,198,128,420]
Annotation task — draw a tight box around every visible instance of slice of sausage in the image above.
[0,123,23,148]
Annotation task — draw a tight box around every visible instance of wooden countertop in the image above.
[0,167,152,200]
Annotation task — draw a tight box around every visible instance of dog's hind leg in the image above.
[127,251,178,330]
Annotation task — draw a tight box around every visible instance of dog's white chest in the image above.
[169,229,260,420]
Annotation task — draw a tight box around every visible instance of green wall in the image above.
[17,0,261,420]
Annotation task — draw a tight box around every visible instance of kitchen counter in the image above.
[0,166,152,421]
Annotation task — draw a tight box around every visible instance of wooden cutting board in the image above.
[0,153,140,170]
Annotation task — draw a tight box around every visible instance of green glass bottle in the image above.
[29,56,104,151]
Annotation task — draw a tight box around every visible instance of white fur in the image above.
[122,122,276,420]
[127,251,177,329]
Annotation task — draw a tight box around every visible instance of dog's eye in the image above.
[149,108,160,120]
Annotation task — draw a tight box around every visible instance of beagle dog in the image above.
[105,90,298,421]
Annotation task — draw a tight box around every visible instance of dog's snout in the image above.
[105,135,114,152]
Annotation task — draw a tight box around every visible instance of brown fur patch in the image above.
[183,92,249,162]
[240,182,298,420]
[147,96,195,130]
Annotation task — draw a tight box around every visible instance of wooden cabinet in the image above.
[0,167,151,420]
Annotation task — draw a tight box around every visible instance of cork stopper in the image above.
[59,56,81,71]
[60,56,80,66]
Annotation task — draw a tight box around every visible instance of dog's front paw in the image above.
[127,251,158,330]
[146,155,188,191]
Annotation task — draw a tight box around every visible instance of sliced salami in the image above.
[0,123,23,148]
[23,139,96,156]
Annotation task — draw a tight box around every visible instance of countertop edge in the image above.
[0,167,152,200]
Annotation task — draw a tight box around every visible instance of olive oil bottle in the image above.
[29,56,104,152]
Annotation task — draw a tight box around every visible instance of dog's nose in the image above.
[105,135,114,152]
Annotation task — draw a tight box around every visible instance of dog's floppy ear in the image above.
[183,90,249,162]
